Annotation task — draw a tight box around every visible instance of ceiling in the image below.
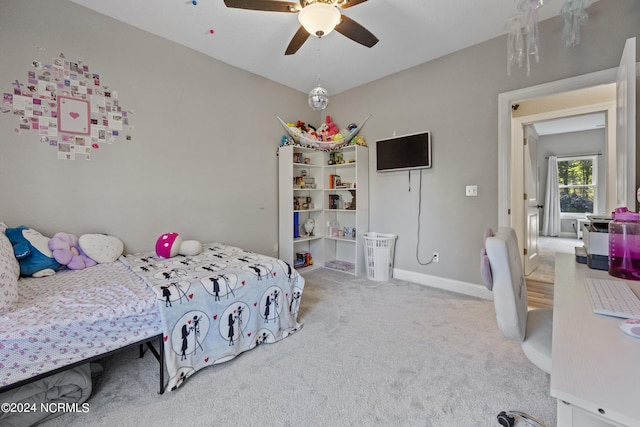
[534,112,606,135]
[68,0,572,95]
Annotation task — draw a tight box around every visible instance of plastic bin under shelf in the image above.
[324,259,355,272]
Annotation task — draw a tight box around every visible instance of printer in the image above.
[580,215,611,270]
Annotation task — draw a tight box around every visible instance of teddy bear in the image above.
[5,226,61,277]
[305,124,319,140]
[325,115,340,136]
[318,116,340,141]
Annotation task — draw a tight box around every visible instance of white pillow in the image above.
[79,234,124,263]
[0,226,20,314]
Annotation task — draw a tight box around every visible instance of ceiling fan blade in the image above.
[334,15,379,48]
[285,26,311,55]
[338,0,369,9]
[223,0,299,12]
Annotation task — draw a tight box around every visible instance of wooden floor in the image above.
[526,279,554,309]
[525,236,582,310]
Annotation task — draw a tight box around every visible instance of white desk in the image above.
[552,253,640,427]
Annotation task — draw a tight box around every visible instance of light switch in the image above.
[466,185,478,197]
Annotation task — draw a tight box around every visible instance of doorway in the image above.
[515,95,614,266]
[499,38,636,247]
[518,108,611,308]
[498,38,636,308]
[498,68,619,235]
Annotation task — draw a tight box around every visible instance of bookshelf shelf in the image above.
[278,144,368,275]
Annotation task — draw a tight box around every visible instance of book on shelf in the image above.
[328,194,340,210]
[329,174,342,189]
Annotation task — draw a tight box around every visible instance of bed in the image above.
[0,227,304,423]
[120,242,305,391]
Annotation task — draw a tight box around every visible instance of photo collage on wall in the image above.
[1,51,133,160]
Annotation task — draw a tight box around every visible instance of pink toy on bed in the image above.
[155,232,202,258]
[49,232,97,270]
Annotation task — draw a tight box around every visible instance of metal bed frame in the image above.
[0,333,166,395]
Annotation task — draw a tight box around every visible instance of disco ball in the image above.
[308,86,329,111]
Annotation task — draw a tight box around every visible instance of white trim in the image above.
[498,67,618,229]
[393,268,493,300]
[498,68,619,266]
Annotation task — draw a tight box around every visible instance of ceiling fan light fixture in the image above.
[298,3,341,38]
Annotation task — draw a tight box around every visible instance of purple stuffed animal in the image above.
[49,232,97,270]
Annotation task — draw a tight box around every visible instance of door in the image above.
[615,37,637,210]
[523,125,540,275]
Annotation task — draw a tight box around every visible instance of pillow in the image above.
[480,247,493,290]
[480,228,495,290]
[0,227,20,314]
[79,234,124,263]
[49,232,97,270]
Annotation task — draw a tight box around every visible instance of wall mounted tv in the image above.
[376,131,432,172]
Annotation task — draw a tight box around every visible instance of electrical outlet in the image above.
[273,243,278,253]
[433,252,439,263]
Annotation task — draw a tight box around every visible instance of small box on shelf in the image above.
[295,251,312,268]
[294,196,314,210]
[343,227,356,238]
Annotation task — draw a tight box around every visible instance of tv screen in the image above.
[376,131,431,172]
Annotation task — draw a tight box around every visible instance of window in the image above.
[557,156,596,214]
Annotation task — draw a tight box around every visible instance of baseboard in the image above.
[559,232,578,238]
[392,268,493,301]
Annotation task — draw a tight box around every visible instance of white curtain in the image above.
[542,156,561,236]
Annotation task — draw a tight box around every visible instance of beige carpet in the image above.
[40,268,556,427]
[526,236,582,309]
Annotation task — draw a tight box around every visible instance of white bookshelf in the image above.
[278,144,369,275]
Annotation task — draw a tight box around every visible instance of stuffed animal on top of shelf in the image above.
[325,115,339,136]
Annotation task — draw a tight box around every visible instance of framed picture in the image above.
[58,96,90,135]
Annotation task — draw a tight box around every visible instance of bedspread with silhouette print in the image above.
[120,243,304,391]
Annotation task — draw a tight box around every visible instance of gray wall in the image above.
[326,0,639,285]
[1,0,639,289]
[0,0,312,255]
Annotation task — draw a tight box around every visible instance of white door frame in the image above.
[498,68,619,248]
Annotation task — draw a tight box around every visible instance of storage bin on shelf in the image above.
[362,232,397,281]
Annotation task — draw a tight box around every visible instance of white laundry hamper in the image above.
[362,232,397,281]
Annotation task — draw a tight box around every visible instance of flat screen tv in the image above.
[376,131,431,172]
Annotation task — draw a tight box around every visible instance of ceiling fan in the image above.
[223,0,379,55]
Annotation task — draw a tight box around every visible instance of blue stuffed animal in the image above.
[5,226,61,277]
